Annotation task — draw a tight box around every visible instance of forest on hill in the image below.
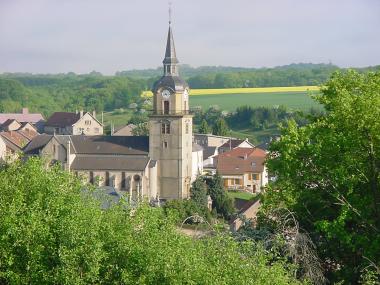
[1,63,379,118]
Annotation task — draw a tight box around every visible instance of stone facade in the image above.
[148,24,193,200]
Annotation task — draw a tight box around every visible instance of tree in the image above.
[264,70,380,283]
[212,118,229,136]
[198,119,210,134]
[190,176,209,215]
[208,173,235,220]
[0,158,304,284]
[131,122,149,136]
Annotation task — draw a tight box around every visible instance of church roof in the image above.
[163,25,179,65]
[71,156,150,171]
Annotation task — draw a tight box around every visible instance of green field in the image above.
[189,91,320,112]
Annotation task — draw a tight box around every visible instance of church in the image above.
[24,23,198,202]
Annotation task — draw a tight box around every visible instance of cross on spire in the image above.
[168,2,172,25]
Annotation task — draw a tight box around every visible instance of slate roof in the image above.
[163,25,179,64]
[192,143,203,152]
[45,112,80,127]
[23,134,53,154]
[71,156,150,171]
[215,147,266,175]
[152,75,188,93]
[203,146,217,160]
[69,136,149,155]
[24,135,150,156]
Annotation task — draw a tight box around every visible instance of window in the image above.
[234,179,241,185]
[185,123,189,134]
[105,172,110,186]
[90,171,94,184]
[163,141,168,148]
[161,123,170,134]
[122,172,126,188]
[164,101,170,114]
[54,127,59,134]
[85,120,92,125]
[252,174,259,180]
[52,144,56,155]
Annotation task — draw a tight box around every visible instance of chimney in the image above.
[92,110,96,118]
[22,108,29,115]
[80,110,84,118]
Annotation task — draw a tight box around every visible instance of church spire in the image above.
[163,3,179,75]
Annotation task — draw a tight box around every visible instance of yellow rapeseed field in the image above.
[141,86,319,98]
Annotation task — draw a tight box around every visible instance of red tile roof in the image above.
[0,131,30,149]
[215,147,266,175]
[0,112,44,124]
[18,129,38,140]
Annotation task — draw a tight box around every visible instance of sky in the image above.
[0,0,379,75]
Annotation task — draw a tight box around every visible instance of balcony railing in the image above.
[148,110,193,116]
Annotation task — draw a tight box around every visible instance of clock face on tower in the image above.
[161,89,171,99]
[183,89,189,99]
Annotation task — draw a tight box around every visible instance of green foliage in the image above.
[207,173,235,220]
[0,74,147,117]
[0,158,303,284]
[212,118,229,136]
[264,70,380,283]
[131,122,149,136]
[128,112,148,125]
[198,119,210,134]
[227,105,322,131]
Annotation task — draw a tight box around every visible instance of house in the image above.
[44,111,103,135]
[214,147,268,193]
[194,133,256,173]
[1,119,22,131]
[218,138,255,154]
[0,130,38,162]
[230,198,261,232]
[0,108,44,131]
[193,133,232,148]
[1,119,38,133]
[112,124,136,136]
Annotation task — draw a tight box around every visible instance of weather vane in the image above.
[168,2,172,25]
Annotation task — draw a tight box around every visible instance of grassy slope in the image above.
[227,191,256,201]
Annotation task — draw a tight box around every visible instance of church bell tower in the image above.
[149,20,193,200]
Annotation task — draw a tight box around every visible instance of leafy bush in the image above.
[0,158,304,284]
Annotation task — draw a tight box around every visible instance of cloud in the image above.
[0,0,379,74]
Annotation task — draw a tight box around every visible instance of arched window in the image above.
[164,101,170,114]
